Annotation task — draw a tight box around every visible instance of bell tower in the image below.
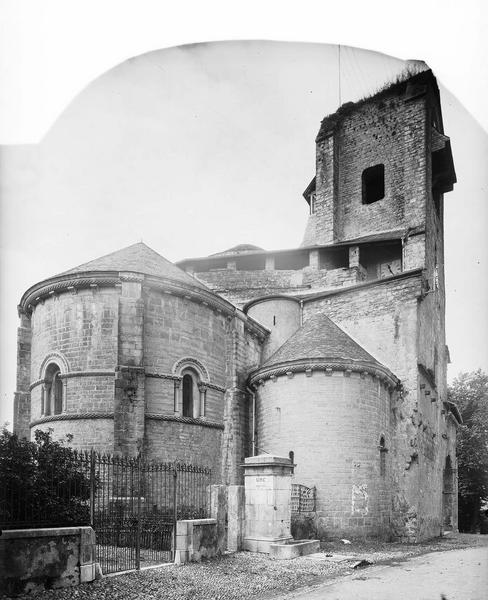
[301,69,456,273]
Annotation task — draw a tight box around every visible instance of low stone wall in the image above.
[174,519,220,564]
[0,526,97,597]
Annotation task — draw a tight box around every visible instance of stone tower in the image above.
[14,68,460,542]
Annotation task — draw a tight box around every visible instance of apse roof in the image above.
[262,313,385,369]
[59,242,208,289]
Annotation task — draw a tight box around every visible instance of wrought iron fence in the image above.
[1,450,212,574]
[1,448,92,530]
[291,483,316,513]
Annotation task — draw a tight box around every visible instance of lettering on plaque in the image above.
[254,475,272,488]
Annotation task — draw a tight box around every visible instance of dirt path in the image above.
[274,546,488,600]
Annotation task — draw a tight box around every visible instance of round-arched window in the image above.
[182,373,195,417]
[44,363,63,416]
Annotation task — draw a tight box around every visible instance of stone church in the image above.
[13,69,460,541]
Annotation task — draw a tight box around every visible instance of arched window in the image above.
[173,358,209,419]
[182,373,194,417]
[44,363,63,416]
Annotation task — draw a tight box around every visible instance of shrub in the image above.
[0,427,91,528]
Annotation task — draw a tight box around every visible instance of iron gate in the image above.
[90,454,212,574]
[0,445,211,575]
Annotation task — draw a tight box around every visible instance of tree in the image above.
[0,427,91,528]
[448,370,488,532]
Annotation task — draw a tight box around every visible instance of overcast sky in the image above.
[0,2,487,426]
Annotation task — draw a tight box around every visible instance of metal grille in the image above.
[92,456,211,573]
[291,484,316,513]
[1,450,212,574]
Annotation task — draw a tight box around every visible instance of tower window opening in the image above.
[362,164,385,204]
[309,192,316,215]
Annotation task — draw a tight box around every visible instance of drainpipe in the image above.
[246,385,256,456]
[299,299,304,326]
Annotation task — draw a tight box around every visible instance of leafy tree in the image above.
[0,427,91,528]
[448,370,488,532]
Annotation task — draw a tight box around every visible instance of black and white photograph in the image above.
[0,2,487,598]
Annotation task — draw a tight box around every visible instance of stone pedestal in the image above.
[243,455,293,553]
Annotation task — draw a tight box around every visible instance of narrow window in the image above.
[44,363,63,416]
[362,164,385,204]
[182,373,194,417]
[53,372,63,415]
[379,436,386,476]
[309,192,316,215]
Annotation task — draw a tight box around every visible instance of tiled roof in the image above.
[59,242,208,289]
[262,313,384,368]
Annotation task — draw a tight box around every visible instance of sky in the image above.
[0,1,487,426]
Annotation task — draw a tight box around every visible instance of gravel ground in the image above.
[7,534,488,600]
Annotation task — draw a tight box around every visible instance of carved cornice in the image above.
[20,272,121,313]
[60,370,115,380]
[205,382,226,393]
[249,358,399,389]
[145,413,224,430]
[145,372,182,382]
[30,412,114,427]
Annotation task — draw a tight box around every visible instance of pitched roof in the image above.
[59,242,208,289]
[211,244,265,257]
[262,313,384,368]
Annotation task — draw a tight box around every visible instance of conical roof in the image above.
[262,313,383,368]
[60,242,208,290]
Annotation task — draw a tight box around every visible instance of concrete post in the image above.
[210,485,227,554]
[243,455,293,553]
[227,485,245,551]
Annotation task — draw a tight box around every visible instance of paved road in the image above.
[279,546,488,600]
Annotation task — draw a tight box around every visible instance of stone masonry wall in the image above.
[32,418,114,451]
[333,95,427,242]
[28,287,119,446]
[303,274,423,539]
[145,419,222,474]
[255,371,392,538]
[142,287,229,477]
[413,116,452,539]
[221,317,263,485]
[189,266,362,308]
[143,288,228,387]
